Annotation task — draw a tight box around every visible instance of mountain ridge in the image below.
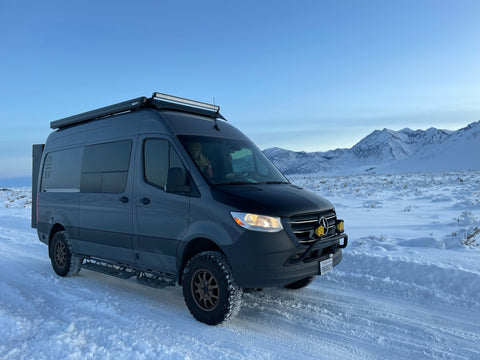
[264,121,480,175]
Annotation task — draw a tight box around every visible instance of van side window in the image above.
[81,140,132,193]
[144,139,188,192]
[41,147,82,192]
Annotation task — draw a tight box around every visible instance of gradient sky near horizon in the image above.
[1,0,479,180]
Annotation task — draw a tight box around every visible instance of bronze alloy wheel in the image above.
[191,268,219,311]
[182,251,243,325]
[54,241,67,268]
[49,231,83,277]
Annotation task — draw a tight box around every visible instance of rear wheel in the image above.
[182,251,243,325]
[49,231,82,277]
[284,275,316,290]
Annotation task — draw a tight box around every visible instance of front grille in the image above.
[289,210,337,245]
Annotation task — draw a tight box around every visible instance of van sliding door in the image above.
[78,140,135,264]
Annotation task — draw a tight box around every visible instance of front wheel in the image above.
[182,251,243,325]
[49,231,83,277]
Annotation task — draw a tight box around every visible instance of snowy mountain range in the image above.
[264,121,480,175]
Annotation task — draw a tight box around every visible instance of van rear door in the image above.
[31,144,44,228]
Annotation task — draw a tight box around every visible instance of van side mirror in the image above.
[165,167,191,195]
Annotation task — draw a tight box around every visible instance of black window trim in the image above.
[142,137,197,197]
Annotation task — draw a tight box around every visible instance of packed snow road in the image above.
[1,172,479,359]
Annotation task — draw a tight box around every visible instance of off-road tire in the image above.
[182,251,243,325]
[284,275,316,290]
[49,231,83,277]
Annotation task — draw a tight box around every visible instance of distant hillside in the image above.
[264,121,480,175]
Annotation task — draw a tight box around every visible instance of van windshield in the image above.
[179,135,289,185]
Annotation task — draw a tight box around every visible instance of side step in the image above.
[82,260,136,279]
[137,272,176,289]
[82,260,176,289]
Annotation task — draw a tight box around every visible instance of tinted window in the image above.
[41,147,82,192]
[81,140,132,193]
[179,135,288,185]
[144,139,188,193]
[231,148,254,173]
[144,139,168,188]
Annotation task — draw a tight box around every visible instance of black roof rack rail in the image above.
[50,97,147,130]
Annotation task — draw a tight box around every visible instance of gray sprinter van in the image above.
[32,92,348,325]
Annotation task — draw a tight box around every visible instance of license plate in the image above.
[320,257,333,275]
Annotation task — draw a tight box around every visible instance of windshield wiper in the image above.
[259,181,290,184]
[212,181,253,186]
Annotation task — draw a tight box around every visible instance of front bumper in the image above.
[287,233,348,265]
[224,230,348,288]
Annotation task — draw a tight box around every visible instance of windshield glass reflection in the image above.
[179,135,289,185]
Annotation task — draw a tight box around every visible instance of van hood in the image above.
[210,183,334,217]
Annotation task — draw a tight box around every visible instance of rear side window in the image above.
[81,140,132,193]
[41,147,82,192]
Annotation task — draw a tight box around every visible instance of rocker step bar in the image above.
[136,272,176,289]
[82,260,136,279]
[82,260,176,288]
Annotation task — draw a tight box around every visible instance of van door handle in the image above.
[119,196,129,203]
[140,197,150,205]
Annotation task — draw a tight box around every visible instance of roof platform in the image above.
[50,93,224,130]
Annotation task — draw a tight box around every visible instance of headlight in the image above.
[230,212,283,232]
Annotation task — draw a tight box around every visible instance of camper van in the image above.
[32,92,348,325]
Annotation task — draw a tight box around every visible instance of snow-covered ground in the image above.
[0,171,479,360]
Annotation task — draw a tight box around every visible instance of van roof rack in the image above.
[50,93,225,130]
[50,97,147,129]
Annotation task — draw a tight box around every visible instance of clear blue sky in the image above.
[1,0,479,180]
